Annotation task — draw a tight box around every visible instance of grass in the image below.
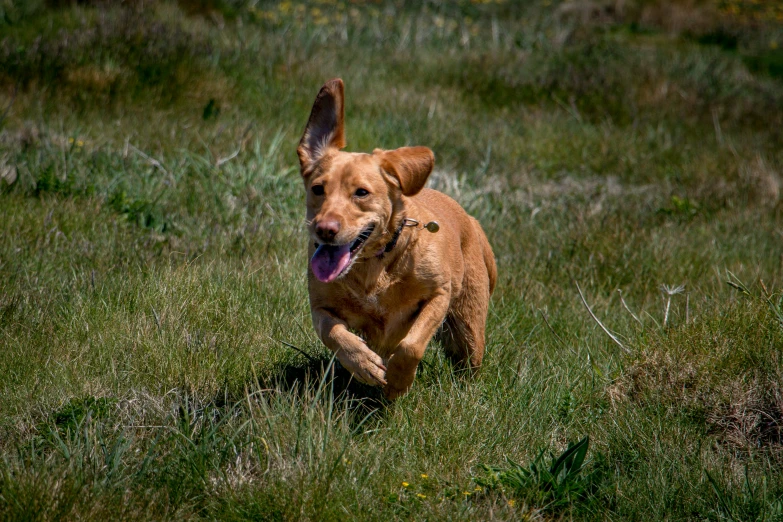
[1,0,782,519]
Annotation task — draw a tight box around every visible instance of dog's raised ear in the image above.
[297,78,346,175]
[375,146,435,196]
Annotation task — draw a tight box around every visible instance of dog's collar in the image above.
[380,220,406,255]
[378,218,440,257]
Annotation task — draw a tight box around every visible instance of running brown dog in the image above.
[298,79,497,399]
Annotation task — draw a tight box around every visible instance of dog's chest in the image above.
[345,272,395,316]
[342,272,422,336]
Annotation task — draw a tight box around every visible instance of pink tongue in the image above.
[311,244,352,283]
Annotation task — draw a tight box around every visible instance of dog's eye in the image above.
[311,185,325,196]
[354,188,370,198]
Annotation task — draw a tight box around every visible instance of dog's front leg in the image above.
[384,291,451,399]
[311,307,388,386]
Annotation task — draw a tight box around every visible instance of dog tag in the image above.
[424,221,439,233]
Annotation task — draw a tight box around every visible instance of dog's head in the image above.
[298,78,434,283]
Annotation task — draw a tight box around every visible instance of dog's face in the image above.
[303,151,394,283]
[298,79,434,283]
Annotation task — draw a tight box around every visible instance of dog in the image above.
[297,79,497,399]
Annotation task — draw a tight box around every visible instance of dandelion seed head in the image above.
[661,284,685,296]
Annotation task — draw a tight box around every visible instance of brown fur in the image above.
[297,78,497,399]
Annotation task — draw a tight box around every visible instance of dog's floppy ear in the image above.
[297,78,346,175]
[376,146,435,196]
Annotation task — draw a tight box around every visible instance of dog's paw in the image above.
[382,368,416,399]
[340,350,387,387]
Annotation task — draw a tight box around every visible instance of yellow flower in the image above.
[76,140,84,147]
[402,482,410,488]
[416,493,427,499]
[420,474,428,479]
[463,491,471,496]
[508,499,516,507]
[68,137,75,144]
[474,486,482,491]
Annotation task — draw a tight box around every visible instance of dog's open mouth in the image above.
[310,224,375,283]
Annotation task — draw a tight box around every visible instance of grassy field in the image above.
[1,0,783,519]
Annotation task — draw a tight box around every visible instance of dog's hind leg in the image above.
[439,288,489,372]
[438,218,494,372]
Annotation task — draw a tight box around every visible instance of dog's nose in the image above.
[315,220,340,242]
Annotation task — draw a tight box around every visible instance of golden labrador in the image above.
[297,79,496,399]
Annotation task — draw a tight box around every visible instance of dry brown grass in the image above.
[611,315,783,453]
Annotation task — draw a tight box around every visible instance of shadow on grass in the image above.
[256,352,390,425]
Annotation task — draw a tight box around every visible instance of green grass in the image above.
[1,0,783,519]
